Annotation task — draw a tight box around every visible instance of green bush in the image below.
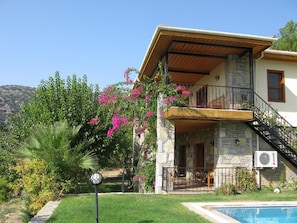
[141,161,156,193]
[215,183,237,195]
[11,159,63,219]
[288,180,297,190]
[0,177,10,203]
[235,168,258,192]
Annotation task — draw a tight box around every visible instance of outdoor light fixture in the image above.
[235,139,240,145]
[90,172,103,223]
[91,172,103,185]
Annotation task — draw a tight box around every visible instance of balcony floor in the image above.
[165,107,253,134]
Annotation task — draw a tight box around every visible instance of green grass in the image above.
[48,190,297,223]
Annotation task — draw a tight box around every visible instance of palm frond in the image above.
[15,147,33,160]
[79,152,98,170]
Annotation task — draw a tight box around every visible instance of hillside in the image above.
[0,85,35,126]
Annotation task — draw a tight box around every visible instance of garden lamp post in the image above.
[90,172,103,223]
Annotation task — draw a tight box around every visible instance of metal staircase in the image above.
[246,93,297,167]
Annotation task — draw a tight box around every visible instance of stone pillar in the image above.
[155,95,175,194]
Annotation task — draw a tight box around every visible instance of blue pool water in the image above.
[214,206,297,223]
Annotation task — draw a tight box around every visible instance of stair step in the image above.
[247,114,297,168]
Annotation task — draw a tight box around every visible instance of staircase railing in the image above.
[246,92,297,167]
[252,92,297,150]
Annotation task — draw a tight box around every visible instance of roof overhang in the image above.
[138,25,276,84]
[263,49,297,62]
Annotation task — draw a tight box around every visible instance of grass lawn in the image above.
[48,190,297,223]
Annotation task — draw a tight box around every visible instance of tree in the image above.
[8,72,131,168]
[12,121,97,218]
[10,72,100,140]
[16,121,97,180]
[91,66,188,192]
[272,20,297,52]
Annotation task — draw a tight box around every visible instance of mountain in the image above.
[0,85,35,126]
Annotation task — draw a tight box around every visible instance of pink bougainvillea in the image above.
[163,98,169,105]
[169,96,176,102]
[145,111,154,118]
[106,110,130,137]
[175,85,186,91]
[124,67,134,85]
[144,96,151,103]
[90,117,99,125]
[130,86,143,100]
[98,86,117,107]
[182,90,191,95]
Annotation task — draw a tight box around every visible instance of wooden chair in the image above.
[206,163,214,188]
[195,169,205,186]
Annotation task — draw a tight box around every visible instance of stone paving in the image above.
[28,201,61,223]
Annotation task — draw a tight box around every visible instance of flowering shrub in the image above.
[91,65,187,192]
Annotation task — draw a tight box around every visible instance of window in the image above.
[267,70,285,102]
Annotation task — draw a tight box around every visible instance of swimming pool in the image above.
[214,206,297,223]
[183,202,297,223]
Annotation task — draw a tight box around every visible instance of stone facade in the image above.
[155,95,175,194]
[169,120,297,191]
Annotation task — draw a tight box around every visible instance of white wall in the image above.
[255,59,297,126]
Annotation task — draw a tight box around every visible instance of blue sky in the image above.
[1,0,297,89]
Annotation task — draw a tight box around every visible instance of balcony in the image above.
[164,84,254,133]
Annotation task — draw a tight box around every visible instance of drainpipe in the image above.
[249,48,254,106]
[164,53,169,84]
[256,134,261,189]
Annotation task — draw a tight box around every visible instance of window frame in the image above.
[267,70,285,102]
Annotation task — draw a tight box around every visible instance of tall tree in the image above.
[272,20,297,52]
[9,72,132,169]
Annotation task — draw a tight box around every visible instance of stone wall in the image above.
[214,122,254,169]
[155,95,175,194]
[176,127,214,168]
[225,54,250,88]
[174,121,297,189]
[258,138,297,188]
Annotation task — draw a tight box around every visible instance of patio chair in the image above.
[195,169,205,186]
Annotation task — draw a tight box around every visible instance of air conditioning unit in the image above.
[254,151,278,168]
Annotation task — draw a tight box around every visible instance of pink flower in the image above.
[124,68,133,84]
[144,96,151,103]
[98,86,117,107]
[107,128,114,137]
[182,90,191,95]
[124,67,131,79]
[163,98,169,105]
[145,111,154,117]
[169,96,176,102]
[90,117,99,125]
[135,126,144,135]
[131,87,143,100]
[142,121,148,128]
[107,110,130,137]
[175,85,186,91]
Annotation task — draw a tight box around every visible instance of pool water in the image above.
[214,206,297,223]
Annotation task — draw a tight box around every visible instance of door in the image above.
[196,85,208,107]
[195,143,204,168]
[177,145,186,176]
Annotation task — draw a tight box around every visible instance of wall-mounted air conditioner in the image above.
[254,151,278,168]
